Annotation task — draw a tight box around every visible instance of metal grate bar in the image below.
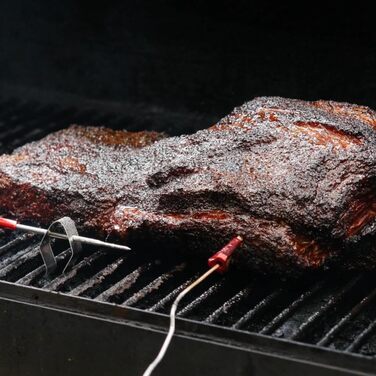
[0,103,46,140]
[0,101,37,126]
[260,281,326,335]
[8,107,78,149]
[95,263,153,302]
[232,289,283,330]
[16,249,71,286]
[121,263,187,307]
[147,275,198,312]
[0,99,20,123]
[42,251,104,291]
[69,256,126,297]
[204,286,254,324]
[346,319,376,353]
[1,106,117,152]
[0,242,39,275]
[177,281,224,317]
[317,286,376,347]
[290,276,362,340]
[0,105,66,142]
[0,234,34,257]
[0,245,41,282]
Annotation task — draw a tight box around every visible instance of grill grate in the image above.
[1,234,376,357]
[1,96,376,361]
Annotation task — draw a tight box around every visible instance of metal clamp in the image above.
[39,217,82,275]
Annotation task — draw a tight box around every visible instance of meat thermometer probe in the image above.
[0,217,131,251]
[143,235,243,376]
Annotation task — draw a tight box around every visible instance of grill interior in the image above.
[1,95,376,362]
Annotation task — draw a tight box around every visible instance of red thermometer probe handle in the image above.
[208,235,243,273]
[0,217,17,231]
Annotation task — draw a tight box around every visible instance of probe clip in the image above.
[40,216,82,275]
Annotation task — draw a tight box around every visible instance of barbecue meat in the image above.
[0,97,375,275]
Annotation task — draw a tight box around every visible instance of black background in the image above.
[1,1,375,127]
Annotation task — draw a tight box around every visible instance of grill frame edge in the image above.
[0,280,374,376]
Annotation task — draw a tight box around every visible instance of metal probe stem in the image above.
[142,236,243,376]
[16,223,131,251]
[142,264,220,376]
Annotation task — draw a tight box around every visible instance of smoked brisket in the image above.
[0,97,375,275]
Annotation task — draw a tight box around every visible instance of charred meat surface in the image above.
[0,97,375,275]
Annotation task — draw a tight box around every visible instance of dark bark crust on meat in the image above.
[0,97,375,276]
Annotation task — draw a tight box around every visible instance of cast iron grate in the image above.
[1,233,376,357]
[0,96,376,359]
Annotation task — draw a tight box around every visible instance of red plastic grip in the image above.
[0,217,17,230]
[208,236,243,273]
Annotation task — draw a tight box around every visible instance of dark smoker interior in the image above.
[1,1,375,134]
